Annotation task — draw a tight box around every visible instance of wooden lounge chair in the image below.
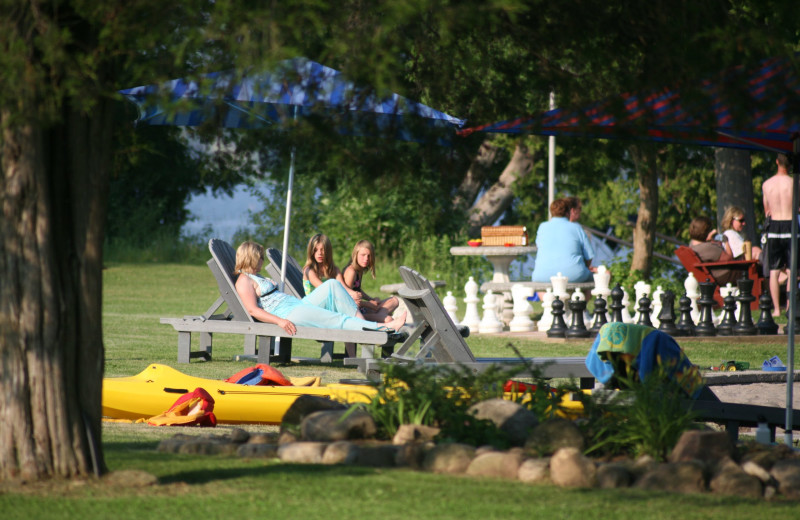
[160,239,400,363]
[675,245,762,309]
[346,265,595,387]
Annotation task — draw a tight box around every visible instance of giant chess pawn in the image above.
[716,289,737,336]
[461,277,481,332]
[695,282,717,337]
[657,290,679,336]
[651,285,664,328]
[572,287,592,324]
[443,290,460,326]
[620,287,634,323]
[631,281,651,323]
[547,296,568,338]
[733,278,757,335]
[509,284,535,332]
[608,284,625,323]
[676,292,696,336]
[684,272,701,323]
[478,290,504,334]
[756,289,779,335]
[590,294,608,334]
[636,293,654,328]
[537,288,555,332]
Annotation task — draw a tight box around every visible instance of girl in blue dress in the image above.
[234,241,406,335]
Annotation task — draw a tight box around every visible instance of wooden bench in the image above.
[480,281,595,293]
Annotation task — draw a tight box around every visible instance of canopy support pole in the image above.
[786,136,799,445]
[279,107,299,293]
[547,92,556,213]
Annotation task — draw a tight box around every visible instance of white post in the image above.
[548,91,556,213]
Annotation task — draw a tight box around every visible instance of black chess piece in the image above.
[565,298,590,338]
[733,278,757,335]
[657,290,680,336]
[636,293,653,328]
[695,282,717,336]
[608,284,624,323]
[756,289,779,335]
[716,289,737,336]
[675,292,696,336]
[547,296,568,338]
[590,295,608,334]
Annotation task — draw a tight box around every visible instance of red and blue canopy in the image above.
[460,56,800,153]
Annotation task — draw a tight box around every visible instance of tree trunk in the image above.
[466,143,534,236]
[0,100,112,481]
[629,145,659,278]
[714,148,755,241]
[453,140,499,212]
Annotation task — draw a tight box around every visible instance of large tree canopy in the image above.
[1,0,797,481]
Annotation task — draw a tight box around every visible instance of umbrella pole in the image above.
[279,144,296,294]
[786,136,799,446]
[279,106,299,294]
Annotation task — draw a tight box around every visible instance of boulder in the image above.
[468,398,539,446]
[322,441,359,465]
[301,409,376,442]
[422,443,476,474]
[770,459,800,499]
[466,450,524,479]
[277,441,327,463]
[525,418,585,455]
[237,443,279,458]
[669,430,734,467]
[596,462,633,489]
[550,447,596,488]
[710,457,763,498]
[636,461,706,494]
[280,395,348,435]
[393,424,440,445]
[517,458,550,483]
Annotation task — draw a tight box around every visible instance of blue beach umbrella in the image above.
[120,57,465,289]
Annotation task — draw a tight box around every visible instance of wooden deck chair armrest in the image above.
[696,259,758,269]
[397,287,431,299]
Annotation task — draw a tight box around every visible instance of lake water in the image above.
[182,184,261,243]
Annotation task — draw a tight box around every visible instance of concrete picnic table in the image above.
[449,245,537,284]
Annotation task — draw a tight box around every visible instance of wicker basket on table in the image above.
[480,226,529,246]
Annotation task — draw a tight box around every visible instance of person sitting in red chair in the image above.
[688,216,740,286]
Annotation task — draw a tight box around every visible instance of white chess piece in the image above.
[537,288,555,331]
[631,281,651,322]
[651,285,664,327]
[550,272,569,300]
[509,284,535,332]
[443,291,460,326]
[461,277,481,332]
[684,273,701,323]
[621,287,633,323]
[478,290,504,334]
[591,265,611,299]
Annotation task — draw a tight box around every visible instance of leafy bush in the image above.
[579,366,699,461]
[349,349,578,449]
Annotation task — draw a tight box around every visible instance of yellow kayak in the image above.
[102,364,377,425]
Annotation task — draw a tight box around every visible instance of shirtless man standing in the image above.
[762,153,794,316]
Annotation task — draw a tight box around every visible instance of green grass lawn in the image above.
[3,262,796,518]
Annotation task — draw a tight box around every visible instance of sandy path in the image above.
[710,382,800,409]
